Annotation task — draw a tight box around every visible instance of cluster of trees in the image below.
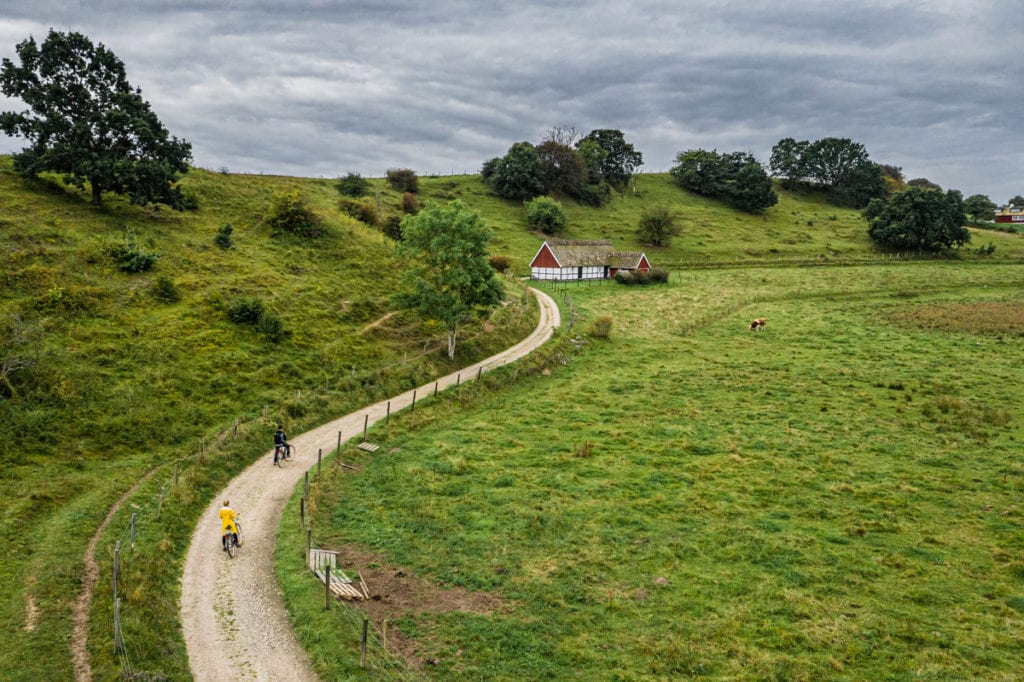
[670,149,777,213]
[769,137,888,208]
[0,30,192,208]
[864,187,970,252]
[482,127,642,206]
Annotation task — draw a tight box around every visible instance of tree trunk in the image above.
[446,326,457,360]
[90,180,103,206]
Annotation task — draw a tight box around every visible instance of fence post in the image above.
[434,381,438,397]
[113,541,120,601]
[130,512,137,552]
[306,528,312,566]
[360,618,368,668]
[300,497,305,526]
[411,390,416,413]
[363,415,368,441]
[174,462,179,487]
[325,565,331,610]
[386,401,390,424]
[337,430,342,454]
[456,373,460,387]
[317,448,322,477]
[304,471,309,501]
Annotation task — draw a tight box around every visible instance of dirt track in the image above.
[179,288,560,680]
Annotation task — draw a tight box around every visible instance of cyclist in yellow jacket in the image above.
[219,500,240,550]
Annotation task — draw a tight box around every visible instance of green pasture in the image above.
[292,263,1024,680]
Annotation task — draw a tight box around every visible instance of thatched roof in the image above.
[606,251,646,269]
[545,239,615,267]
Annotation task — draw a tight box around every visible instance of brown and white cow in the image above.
[749,317,767,332]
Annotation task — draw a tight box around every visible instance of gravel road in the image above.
[179,288,560,680]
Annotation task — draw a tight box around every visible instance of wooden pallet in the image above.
[358,442,380,452]
[314,567,369,601]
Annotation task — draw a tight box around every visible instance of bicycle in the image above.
[222,521,241,558]
[273,442,292,466]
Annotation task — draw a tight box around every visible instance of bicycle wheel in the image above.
[225,533,233,558]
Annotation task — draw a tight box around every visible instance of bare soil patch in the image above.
[331,544,510,669]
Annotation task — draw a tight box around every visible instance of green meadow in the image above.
[288,264,1024,680]
[2,157,1023,679]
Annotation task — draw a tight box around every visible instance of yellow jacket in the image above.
[219,506,238,534]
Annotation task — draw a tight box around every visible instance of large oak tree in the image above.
[0,30,192,208]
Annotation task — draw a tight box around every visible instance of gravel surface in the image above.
[179,288,559,680]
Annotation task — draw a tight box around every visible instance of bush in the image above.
[266,190,323,238]
[402,192,420,214]
[615,268,669,286]
[575,181,610,207]
[336,172,369,198]
[214,223,233,249]
[637,206,681,247]
[525,196,567,235]
[151,274,180,303]
[338,197,378,225]
[588,315,613,338]
[489,255,511,274]
[107,229,160,273]
[386,168,419,193]
[227,297,265,325]
[256,312,290,343]
[382,214,404,241]
[180,189,200,211]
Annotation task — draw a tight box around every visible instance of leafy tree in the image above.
[394,201,504,359]
[481,142,545,201]
[577,129,643,187]
[864,187,969,252]
[963,194,996,222]
[0,30,191,208]
[637,206,681,246]
[671,149,777,212]
[576,138,608,184]
[1009,195,1024,206]
[525,196,568,235]
[769,136,885,207]
[907,177,942,190]
[266,190,323,238]
[768,137,811,188]
[336,172,369,197]
[670,149,725,197]
[386,168,418,193]
[535,140,586,197]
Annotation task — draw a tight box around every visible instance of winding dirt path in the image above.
[179,288,560,680]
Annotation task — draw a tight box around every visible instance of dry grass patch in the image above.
[890,300,1024,335]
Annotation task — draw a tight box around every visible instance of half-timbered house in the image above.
[529,239,651,281]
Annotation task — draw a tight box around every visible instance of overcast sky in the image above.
[0,1,1020,201]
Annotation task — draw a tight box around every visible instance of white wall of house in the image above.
[531,266,607,280]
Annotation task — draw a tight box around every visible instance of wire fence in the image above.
[100,287,553,680]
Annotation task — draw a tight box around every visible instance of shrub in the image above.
[615,268,669,286]
[489,255,511,274]
[525,196,567,235]
[256,312,290,343]
[402,192,420,214]
[107,229,159,273]
[151,274,180,303]
[382,214,404,241]
[227,297,265,325]
[180,189,200,211]
[576,181,610,207]
[214,223,233,249]
[266,190,323,238]
[588,315,613,338]
[637,206,681,247]
[386,168,419,193]
[336,172,369,198]
[338,197,378,225]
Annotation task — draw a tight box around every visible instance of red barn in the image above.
[529,239,651,281]
[995,205,1024,224]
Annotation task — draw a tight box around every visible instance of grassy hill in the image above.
[2,158,1022,678]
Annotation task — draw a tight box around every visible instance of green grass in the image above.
[294,264,1024,680]
[3,156,1023,679]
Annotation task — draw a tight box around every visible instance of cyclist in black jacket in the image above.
[273,424,292,463]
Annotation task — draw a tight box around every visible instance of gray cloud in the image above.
[0,1,1019,200]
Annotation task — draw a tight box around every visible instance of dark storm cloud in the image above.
[0,1,1019,199]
